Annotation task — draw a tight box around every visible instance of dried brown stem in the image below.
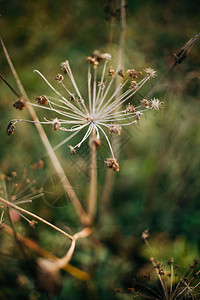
[87,127,97,222]
[4,223,90,280]
[147,32,200,99]
[0,197,73,240]
[0,36,90,226]
[53,227,92,269]
[100,0,126,218]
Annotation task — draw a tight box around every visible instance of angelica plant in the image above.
[7,51,162,172]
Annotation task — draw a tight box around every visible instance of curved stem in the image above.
[0,197,73,240]
[87,126,97,222]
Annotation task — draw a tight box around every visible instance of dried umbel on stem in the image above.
[7,51,162,170]
[13,99,25,110]
[0,170,43,227]
[139,230,200,299]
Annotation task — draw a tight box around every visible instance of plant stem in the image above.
[100,0,126,219]
[87,127,97,222]
[0,36,90,227]
[4,223,90,280]
[0,197,73,240]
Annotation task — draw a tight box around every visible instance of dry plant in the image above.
[115,231,200,299]
[0,1,163,294]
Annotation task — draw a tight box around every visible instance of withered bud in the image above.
[53,118,60,131]
[68,145,76,155]
[125,103,136,114]
[127,69,142,79]
[6,122,15,136]
[93,138,101,150]
[129,80,138,90]
[118,69,125,77]
[168,257,174,265]
[108,67,115,77]
[105,158,120,172]
[13,99,25,110]
[98,82,105,89]
[86,56,99,68]
[36,95,48,106]
[29,220,38,228]
[109,124,121,135]
[101,53,111,60]
[141,229,149,240]
[92,50,104,62]
[60,60,69,72]
[31,159,44,170]
[136,111,143,120]
[70,94,78,102]
[55,73,64,83]
[141,99,150,108]
[158,269,165,276]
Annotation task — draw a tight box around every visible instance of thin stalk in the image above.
[100,0,126,219]
[4,223,91,280]
[0,36,91,226]
[87,126,97,222]
[0,196,73,240]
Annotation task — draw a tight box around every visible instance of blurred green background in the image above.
[0,0,200,299]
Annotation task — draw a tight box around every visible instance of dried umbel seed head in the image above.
[125,103,136,114]
[109,124,121,135]
[68,145,76,155]
[98,81,105,89]
[108,66,115,77]
[13,99,25,110]
[70,94,78,102]
[129,80,138,90]
[168,257,174,265]
[60,60,69,73]
[151,98,163,110]
[136,111,143,120]
[144,68,156,78]
[105,158,120,172]
[55,73,64,83]
[141,229,149,240]
[101,53,111,60]
[86,56,99,68]
[6,122,15,136]
[127,69,142,79]
[92,50,104,62]
[141,99,150,108]
[36,95,48,106]
[158,269,165,276]
[31,159,44,170]
[52,118,60,131]
[118,69,125,77]
[93,138,101,150]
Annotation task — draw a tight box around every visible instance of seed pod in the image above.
[36,96,48,106]
[55,73,64,83]
[13,99,25,110]
[6,122,15,136]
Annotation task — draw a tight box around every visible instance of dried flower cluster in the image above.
[7,51,162,171]
[0,170,43,228]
